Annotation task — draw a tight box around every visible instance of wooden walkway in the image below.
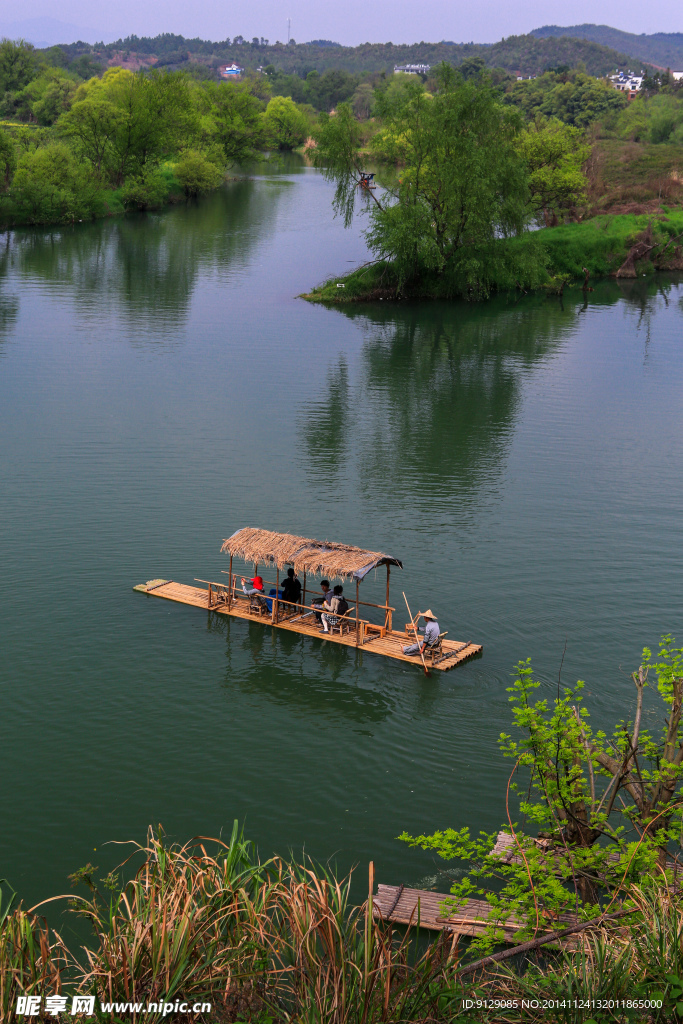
[373,884,579,946]
[133,579,482,671]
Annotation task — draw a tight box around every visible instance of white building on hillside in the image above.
[394,64,430,75]
[609,72,643,99]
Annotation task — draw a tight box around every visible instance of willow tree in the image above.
[314,65,548,298]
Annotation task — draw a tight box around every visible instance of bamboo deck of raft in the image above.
[372,884,579,946]
[133,579,482,671]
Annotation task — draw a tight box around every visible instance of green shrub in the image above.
[117,165,173,209]
[172,149,224,196]
[0,128,15,190]
[10,142,105,224]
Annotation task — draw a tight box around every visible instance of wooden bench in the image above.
[328,607,356,636]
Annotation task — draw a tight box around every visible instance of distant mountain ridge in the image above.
[531,24,683,70]
[54,31,649,79]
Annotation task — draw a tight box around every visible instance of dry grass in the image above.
[0,902,69,1023]
[220,528,402,581]
[0,827,461,1024]
[586,139,683,214]
[3,832,683,1022]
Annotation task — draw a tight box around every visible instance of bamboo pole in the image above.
[403,592,429,676]
[385,565,391,630]
[302,571,306,613]
[356,579,360,646]
[273,566,279,623]
[227,554,233,610]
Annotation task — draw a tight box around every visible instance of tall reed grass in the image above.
[0,881,68,1023]
[2,831,682,1022]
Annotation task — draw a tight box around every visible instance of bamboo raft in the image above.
[372,884,579,946]
[133,578,482,671]
[134,526,481,672]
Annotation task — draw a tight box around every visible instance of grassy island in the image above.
[304,211,683,303]
[305,63,683,303]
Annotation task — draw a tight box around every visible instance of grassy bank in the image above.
[2,826,682,1023]
[303,211,683,303]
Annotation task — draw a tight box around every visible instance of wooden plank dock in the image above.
[133,579,482,671]
[373,884,579,945]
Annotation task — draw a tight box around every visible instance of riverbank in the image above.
[2,826,681,1024]
[0,154,229,230]
[303,210,683,303]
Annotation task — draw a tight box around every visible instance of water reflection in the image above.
[6,178,290,336]
[0,236,18,348]
[209,614,393,724]
[300,296,577,512]
[301,357,350,483]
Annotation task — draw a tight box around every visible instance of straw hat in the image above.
[421,609,437,620]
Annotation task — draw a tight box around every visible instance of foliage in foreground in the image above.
[2,641,683,1021]
[402,637,683,956]
[2,831,683,1022]
[1,825,466,1024]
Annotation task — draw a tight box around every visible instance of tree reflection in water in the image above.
[300,277,683,521]
[0,235,18,350]
[4,177,291,339]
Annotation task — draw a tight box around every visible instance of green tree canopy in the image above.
[59,68,200,184]
[517,117,589,225]
[198,81,266,165]
[173,148,224,195]
[505,69,627,127]
[316,66,547,297]
[0,39,38,97]
[0,128,16,190]
[10,142,104,223]
[264,95,309,149]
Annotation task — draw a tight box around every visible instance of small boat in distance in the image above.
[134,528,482,671]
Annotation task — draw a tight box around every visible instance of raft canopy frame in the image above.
[220,528,403,582]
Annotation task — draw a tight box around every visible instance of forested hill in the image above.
[50,32,648,79]
[531,25,683,70]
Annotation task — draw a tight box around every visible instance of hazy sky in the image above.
[3,0,682,46]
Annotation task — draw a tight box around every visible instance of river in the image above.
[1,157,683,914]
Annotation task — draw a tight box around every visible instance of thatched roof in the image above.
[220,528,403,581]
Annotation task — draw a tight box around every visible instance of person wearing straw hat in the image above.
[402,610,440,656]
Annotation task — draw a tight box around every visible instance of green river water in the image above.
[1,158,683,917]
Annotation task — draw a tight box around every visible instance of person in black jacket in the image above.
[281,567,302,608]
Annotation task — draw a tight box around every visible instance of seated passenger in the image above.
[281,567,302,606]
[321,584,345,633]
[312,580,332,622]
[402,610,440,655]
[241,575,268,612]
